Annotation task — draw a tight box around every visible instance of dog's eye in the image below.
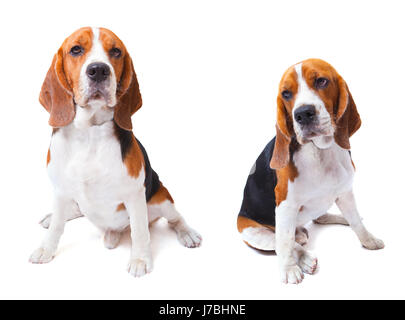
[282,90,293,101]
[315,77,329,89]
[69,45,84,56]
[109,48,122,58]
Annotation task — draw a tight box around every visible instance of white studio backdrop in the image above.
[0,0,404,299]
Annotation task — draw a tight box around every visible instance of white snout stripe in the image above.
[77,27,117,108]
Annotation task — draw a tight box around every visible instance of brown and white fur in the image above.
[29,27,202,277]
[237,59,384,284]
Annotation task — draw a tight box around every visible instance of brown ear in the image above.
[334,75,361,149]
[39,48,75,127]
[270,96,292,169]
[113,53,142,131]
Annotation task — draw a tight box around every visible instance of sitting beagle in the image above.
[237,59,384,284]
[29,27,202,277]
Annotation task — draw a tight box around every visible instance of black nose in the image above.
[294,105,316,125]
[86,62,110,82]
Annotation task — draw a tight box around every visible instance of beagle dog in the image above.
[29,27,202,277]
[237,59,384,284]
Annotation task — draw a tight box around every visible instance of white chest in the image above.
[47,121,142,230]
[288,142,355,223]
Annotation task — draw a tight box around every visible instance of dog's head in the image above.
[39,27,141,130]
[270,59,361,169]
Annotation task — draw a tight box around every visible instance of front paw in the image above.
[29,247,55,264]
[298,251,318,275]
[361,234,385,250]
[128,255,153,278]
[280,265,304,284]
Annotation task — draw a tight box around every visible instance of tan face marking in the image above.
[59,27,94,103]
[278,65,299,117]
[99,28,126,84]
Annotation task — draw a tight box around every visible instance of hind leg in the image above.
[313,213,349,225]
[39,202,84,229]
[103,229,122,249]
[237,216,309,249]
[237,216,276,250]
[147,184,202,248]
[336,191,384,250]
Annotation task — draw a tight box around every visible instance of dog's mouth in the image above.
[88,89,108,101]
[302,127,327,139]
[76,76,117,108]
[296,124,334,144]
[82,86,117,107]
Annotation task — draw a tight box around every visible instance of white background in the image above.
[0,0,404,299]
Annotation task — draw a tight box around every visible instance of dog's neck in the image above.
[73,101,114,129]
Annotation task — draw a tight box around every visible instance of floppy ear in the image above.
[39,48,75,127]
[113,53,142,131]
[334,75,361,149]
[270,96,293,169]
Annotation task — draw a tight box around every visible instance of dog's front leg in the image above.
[126,189,153,277]
[275,202,304,284]
[336,190,384,250]
[30,195,74,263]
